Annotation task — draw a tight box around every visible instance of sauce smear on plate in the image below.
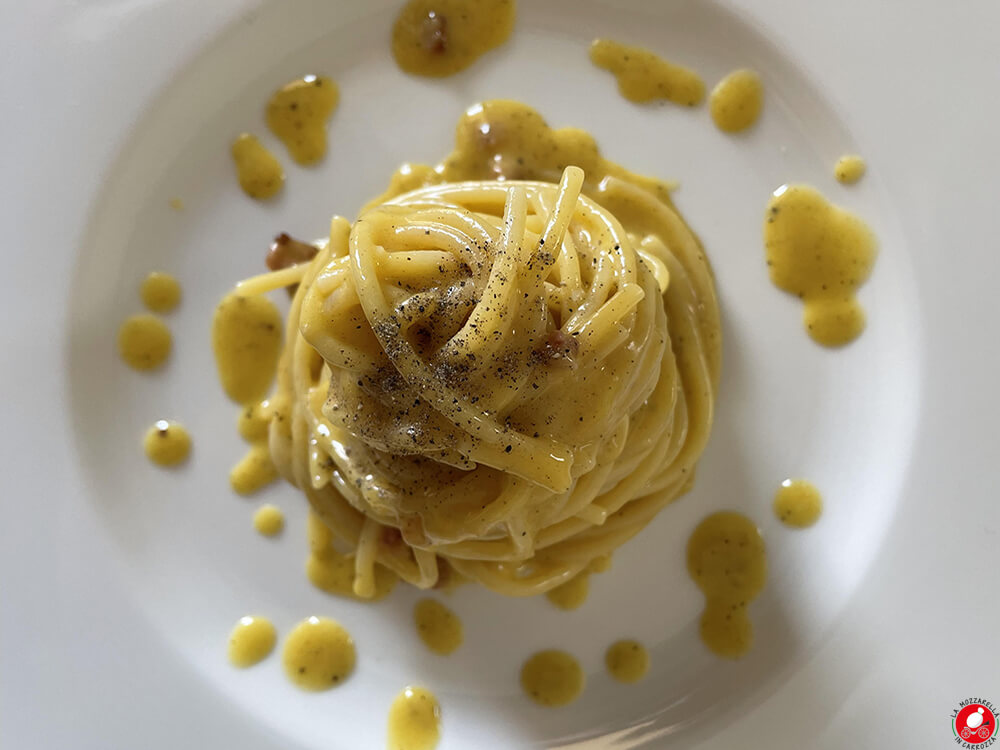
[392,0,515,77]
[589,39,705,106]
[387,686,441,750]
[687,511,766,659]
[266,75,339,165]
[774,479,823,527]
[709,69,763,132]
[231,134,284,200]
[764,184,877,346]
[520,649,585,706]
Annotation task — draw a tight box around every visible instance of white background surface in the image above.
[1,0,998,748]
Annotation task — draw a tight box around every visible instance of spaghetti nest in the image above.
[266,162,718,597]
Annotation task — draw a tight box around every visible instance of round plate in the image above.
[3,0,998,748]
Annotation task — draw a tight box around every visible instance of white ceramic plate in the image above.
[3,0,998,747]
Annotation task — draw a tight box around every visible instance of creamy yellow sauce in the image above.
[589,39,705,106]
[266,76,339,166]
[387,686,441,750]
[413,599,463,655]
[253,504,285,536]
[543,552,611,609]
[380,100,677,205]
[520,650,585,707]
[306,513,397,600]
[834,154,866,184]
[773,479,823,528]
[143,420,191,467]
[228,615,276,668]
[168,197,184,211]
[118,314,171,371]
[237,400,272,441]
[545,573,589,610]
[231,400,277,495]
[140,271,181,313]
[307,545,397,601]
[230,444,278,496]
[231,133,285,200]
[392,0,515,78]
[282,616,356,691]
[686,511,766,659]
[605,639,649,683]
[212,291,283,404]
[764,184,877,347]
[709,69,763,133]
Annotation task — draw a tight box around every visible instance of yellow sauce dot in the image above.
[413,599,463,655]
[545,573,589,610]
[387,686,441,750]
[773,479,823,528]
[392,0,515,78]
[834,154,866,184]
[230,444,278,496]
[605,639,649,683]
[764,184,877,347]
[686,511,766,659]
[168,197,184,211]
[282,616,356,691]
[520,649,585,707]
[231,133,284,200]
[228,615,276,667]
[212,291,283,404]
[140,271,181,313]
[237,400,272,442]
[143,420,191,467]
[118,314,171,371]
[709,69,763,133]
[589,39,705,106]
[266,76,339,166]
[253,504,284,537]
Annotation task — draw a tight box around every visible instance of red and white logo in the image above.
[952,699,997,747]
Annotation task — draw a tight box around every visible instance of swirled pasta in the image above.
[233,101,720,596]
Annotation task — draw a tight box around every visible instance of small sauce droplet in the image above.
[282,616,356,691]
[168,197,184,211]
[230,444,278,496]
[143,420,191,467]
[253,504,284,536]
[118,314,171,371]
[589,39,705,106]
[773,479,823,528]
[764,184,877,347]
[545,572,589,610]
[386,686,441,750]
[392,0,516,78]
[604,639,649,683]
[266,75,339,166]
[834,154,866,184]
[709,69,763,133]
[231,134,284,200]
[228,615,276,667]
[413,598,463,654]
[520,649,585,706]
[686,511,766,659]
[140,271,181,313]
[237,400,272,442]
[211,291,283,404]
